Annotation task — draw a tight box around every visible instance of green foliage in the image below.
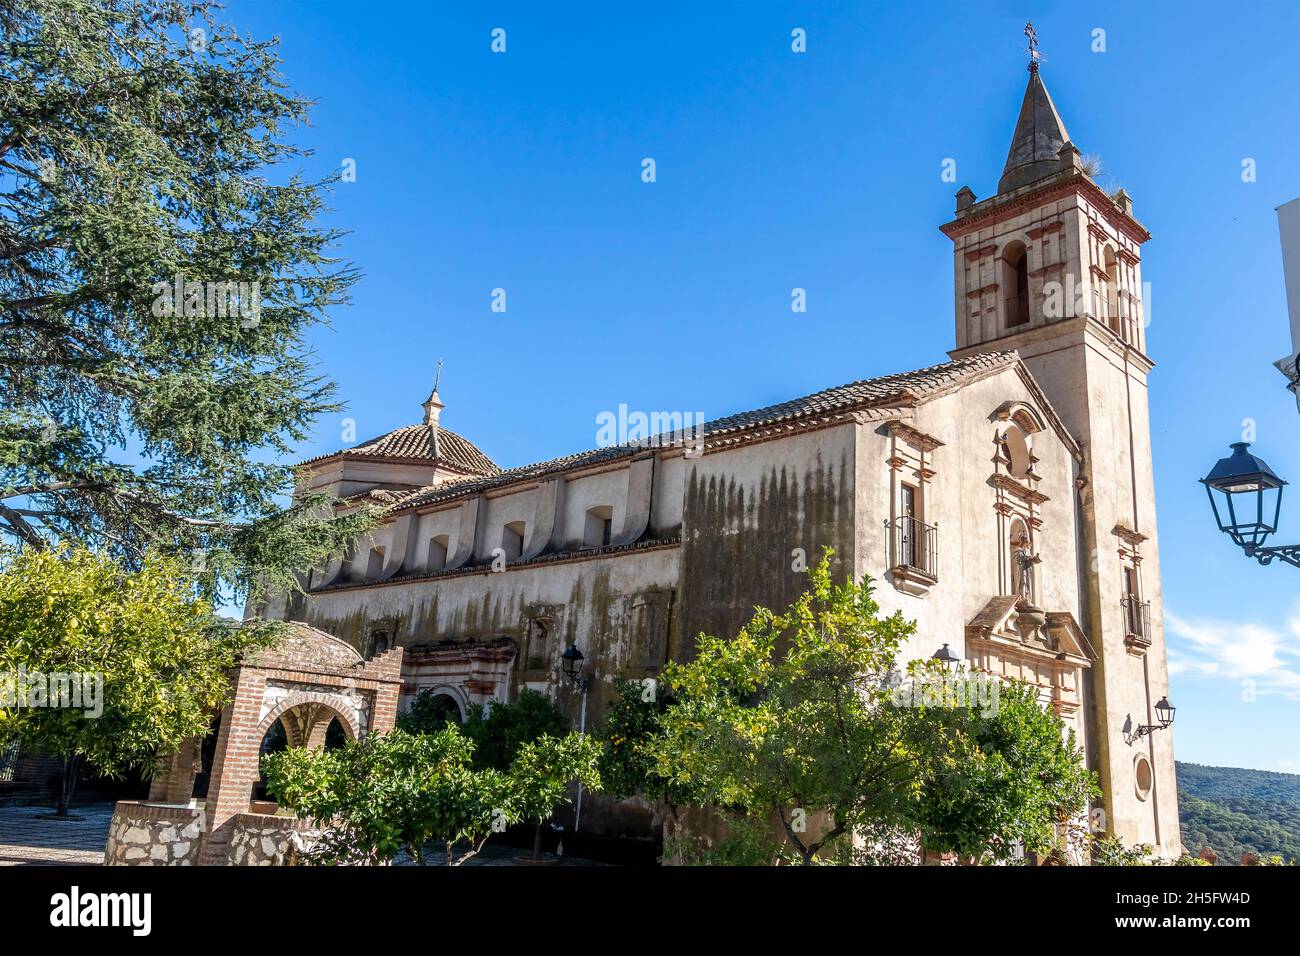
[599,677,696,805]
[648,552,924,864]
[643,550,1098,865]
[1177,761,1300,802]
[1085,833,1230,867]
[1175,762,1300,864]
[0,544,276,779]
[0,0,371,604]
[460,688,570,771]
[395,689,465,737]
[1088,833,1157,866]
[509,731,602,827]
[263,725,601,865]
[908,679,1098,862]
[264,726,509,866]
[663,814,783,866]
[1178,793,1300,865]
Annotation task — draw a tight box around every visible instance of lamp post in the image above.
[560,643,592,833]
[1124,696,1176,745]
[931,643,961,674]
[1201,442,1300,568]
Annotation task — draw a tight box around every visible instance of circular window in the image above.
[1134,754,1153,801]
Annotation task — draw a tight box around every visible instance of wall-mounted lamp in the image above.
[1202,442,1300,568]
[1124,696,1176,745]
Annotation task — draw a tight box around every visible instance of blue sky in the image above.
[225,1,1300,773]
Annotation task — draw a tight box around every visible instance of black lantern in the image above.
[1154,696,1175,729]
[560,643,585,682]
[560,642,592,692]
[1124,696,1176,744]
[1201,442,1286,551]
[931,643,960,674]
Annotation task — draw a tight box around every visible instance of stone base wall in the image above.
[104,801,204,866]
[225,811,319,866]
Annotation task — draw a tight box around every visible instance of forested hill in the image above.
[1177,762,1300,863]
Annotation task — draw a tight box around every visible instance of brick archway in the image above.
[159,622,407,864]
[257,691,361,750]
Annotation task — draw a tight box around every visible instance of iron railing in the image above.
[1122,596,1152,644]
[890,516,938,579]
[0,741,20,783]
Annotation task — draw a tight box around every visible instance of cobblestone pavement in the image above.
[0,802,114,866]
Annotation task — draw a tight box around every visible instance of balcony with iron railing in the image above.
[1122,595,1152,648]
[887,516,938,594]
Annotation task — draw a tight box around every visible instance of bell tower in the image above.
[941,27,1180,855]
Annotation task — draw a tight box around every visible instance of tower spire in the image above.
[998,26,1070,194]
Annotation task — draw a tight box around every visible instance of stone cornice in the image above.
[990,473,1051,505]
[885,420,946,452]
[1112,523,1149,548]
[941,173,1152,247]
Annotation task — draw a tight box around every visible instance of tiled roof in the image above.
[700,350,1018,438]
[385,351,1021,514]
[305,424,500,477]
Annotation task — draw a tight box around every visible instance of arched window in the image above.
[1102,245,1120,333]
[1001,241,1030,328]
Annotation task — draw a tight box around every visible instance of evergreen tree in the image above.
[0,0,373,605]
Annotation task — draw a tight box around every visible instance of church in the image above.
[255,55,1180,857]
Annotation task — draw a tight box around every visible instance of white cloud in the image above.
[1165,608,1300,699]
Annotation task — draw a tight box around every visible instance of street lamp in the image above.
[1201,442,1300,568]
[560,642,592,832]
[931,643,961,674]
[560,643,591,691]
[1124,696,1176,744]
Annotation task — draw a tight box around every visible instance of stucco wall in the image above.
[858,366,1084,676]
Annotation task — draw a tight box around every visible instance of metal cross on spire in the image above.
[433,357,443,393]
[1024,22,1043,73]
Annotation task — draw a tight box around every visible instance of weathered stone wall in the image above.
[225,811,319,866]
[678,427,855,658]
[103,801,203,866]
[297,544,681,731]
